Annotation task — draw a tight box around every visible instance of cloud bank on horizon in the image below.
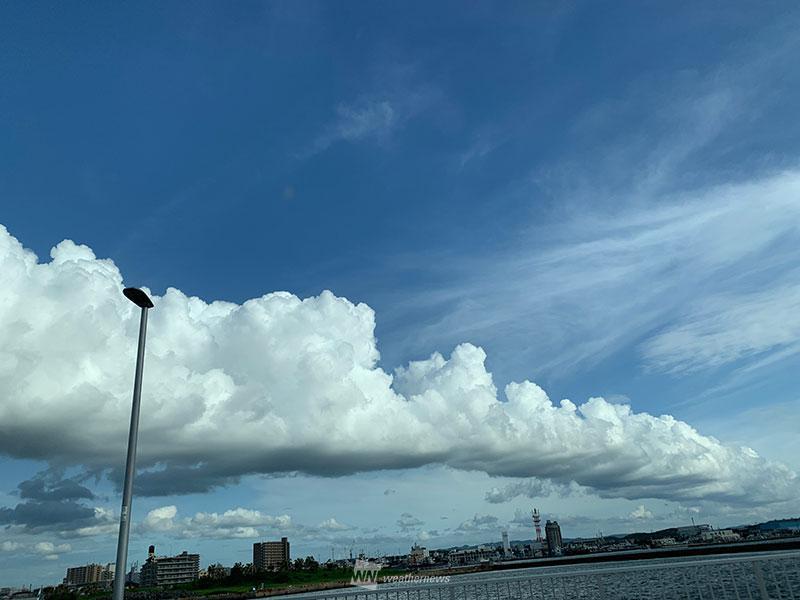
[0,224,796,509]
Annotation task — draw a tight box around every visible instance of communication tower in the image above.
[532,508,543,542]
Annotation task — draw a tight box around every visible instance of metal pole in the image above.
[112,306,149,600]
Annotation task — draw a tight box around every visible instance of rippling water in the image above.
[273,551,800,599]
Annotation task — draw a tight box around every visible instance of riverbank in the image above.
[80,538,800,600]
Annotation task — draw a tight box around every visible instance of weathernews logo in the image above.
[351,559,384,590]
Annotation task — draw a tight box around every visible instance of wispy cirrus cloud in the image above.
[314,99,396,148]
[389,169,800,381]
[376,18,800,391]
[301,65,441,157]
[303,91,437,156]
[642,281,800,373]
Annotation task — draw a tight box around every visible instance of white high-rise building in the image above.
[501,530,510,556]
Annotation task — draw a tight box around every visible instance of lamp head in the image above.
[123,287,154,309]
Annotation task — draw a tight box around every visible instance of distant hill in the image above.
[621,527,685,544]
[755,518,800,531]
[574,517,800,545]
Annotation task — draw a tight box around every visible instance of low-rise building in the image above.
[427,549,450,564]
[448,545,499,566]
[674,524,711,540]
[651,537,678,547]
[700,529,741,543]
[140,546,200,586]
[408,544,429,566]
[64,563,114,586]
[528,540,547,557]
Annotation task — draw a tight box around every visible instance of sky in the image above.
[1,0,800,586]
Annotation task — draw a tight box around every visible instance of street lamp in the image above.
[112,287,154,600]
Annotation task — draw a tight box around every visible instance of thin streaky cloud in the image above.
[387,169,800,380]
[300,68,442,158]
[642,280,800,374]
[378,24,800,382]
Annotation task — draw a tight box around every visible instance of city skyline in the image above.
[46,513,800,589]
[2,1,800,587]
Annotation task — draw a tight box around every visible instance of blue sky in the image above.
[1,1,800,586]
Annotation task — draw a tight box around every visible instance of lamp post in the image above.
[113,287,154,600]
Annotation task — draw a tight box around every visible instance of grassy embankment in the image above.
[186,567,410,595]
[81,567,411,599]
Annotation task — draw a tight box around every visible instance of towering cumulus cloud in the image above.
[0,225,796,504]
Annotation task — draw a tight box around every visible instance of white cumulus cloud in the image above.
[33,541,71,560]
[141,505,292,539]
[142,505,178,531]
[397,512,424,532]
[457,514,499,532]
[319,518,350,531]
[1,541,21,552]
[0,224,797,509]
[629,505,654,520]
